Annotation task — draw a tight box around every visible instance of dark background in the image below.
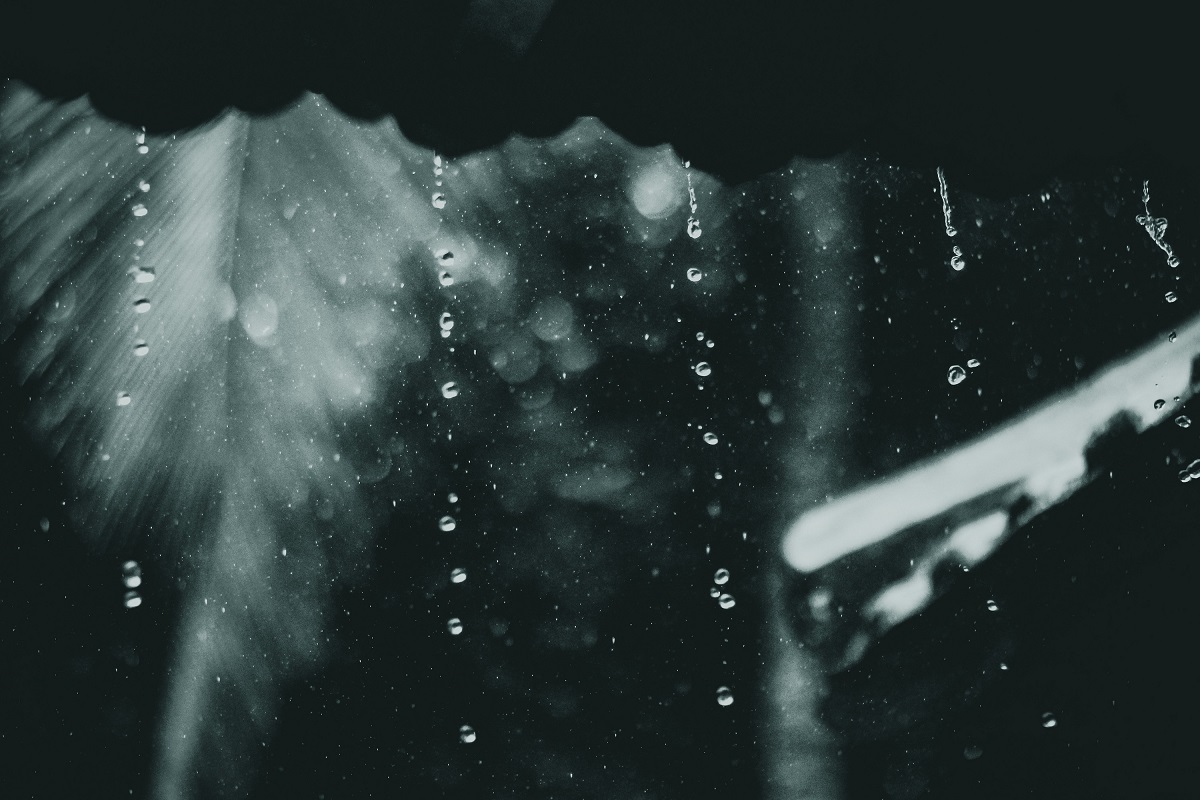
[4,4,1200,799]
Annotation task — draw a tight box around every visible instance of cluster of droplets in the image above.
[1137,180,1180,273]
[118,128,156,408]
[684,160,702,239]
[122,560,142,608]
[938,170,983,390]
[946,357,981,386]
[431,154,447,209]
[709,567,735,609]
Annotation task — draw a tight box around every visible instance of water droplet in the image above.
[435,248,456,266]
[687,218,702,239]
[694,361,712,377]
[1187,459,1200,478]
[134,131,146,145]
[1155,399,1166,409]
[131,203,148,218]
[459,724,476,743]
[451,568,467,584]
[134,341,149,357]
[1168,255,1180,268]
[1165,291,1178,303]
[1178,469,1191,483]
[136,145,149,155]
[116,392,132,407]
[122,560,142,589]
[713,568,730,585]
[431,193,446,209]
[123,590,142,609]
[950,246,965,271]
[1041,712,1057,728]
[438,515,457,532]
[132,267,155,284]
[447,617,463,635]
[947,365,967,385]
[966,358,981,368]
[448,492,459,504]
[986,599,999,612]
[1176,415,1191,428]
[1170,331,1178,343]
[138,180,150,192]
[134,239,144,247]
[709,586,721,598]
[38,517,50,533]
[716,686,734,707]
[441,381,460,399]
[439,312,454,331]
[963,745,983,760]
[133,298,151,313]
[718,593,736,609]
[687,267,703,282]
[702,431,719,446]
[438,270,454,287]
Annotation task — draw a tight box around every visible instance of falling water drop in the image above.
[702,431,719,446]
[438,515,457,532]
[947,365,967,385]
[686,218,702,239]
[1169,331,1177,343]
[436,249,456,266]
[687,267,703,282]
[1175,415,1191,428]
[447,617,464,635]
[966,358,981,368]
[986,599,999,612]
[448,492,459,504]
[950,246,965,271]
[439,312,454,332]
[459,725,476,743]
[718,593,736,609]
[116,392,132,407]
[132,267,156,284]
[1041,712,1057,728]
[441,381,460,399]
[131,203,148,218]
[713,568,730,585]
[122,560,142,589]
[1155,398,1166,409]
[716,686,734,707]
[133,298,151,313]
[438,270,455,287]
[123,591,142,609]
[133,341,149,357]
[1165,291,1178,303]
[451,568,467,584]
[432,193,446,209]
[709,586,721,598]
[694,361,712,377]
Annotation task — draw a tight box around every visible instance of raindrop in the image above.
[1165,291,1178,303]
[687,218,702,239]
[702,431,719,446]
[447,617,463,635]
[1168,255,1180,268]
[709,586,721,598]
[1176,415,1191,428]
[1154,399,1166,409]
[966,358,981,368]
[431,193,446,209]
[1178,470,1192,483]
[696,331,705,341]
[716,686,734,707]
[132,267,155,284]
[718,593,736,609]
[694,361,712,377]
[438,515,457,532]
[436,249,456,266]
[687,267,703,282]
[713,568,730,585]
[963,746,983,760]
[131,203,148,218]
[133,298,151,313]
[1188,459,1200,478]
[448,492,459,504]
[38,517,50,533]
[950,246,965,271]
[116,392,132,407]
[134,130,145,146]
[986,599,999,612]
[123,591,142,609]
[1169,331,1177,343]
[450,568,467,584]
[441,381,460,399]
[439,312,454,331]
[134,341,149,357]
[136,145,149,155]
[947,365,967,385]
[438,270,454,287]
[138,180,150,192]
[459,724,476,743]
[1041,712,1057,728]
[122,560,142,589]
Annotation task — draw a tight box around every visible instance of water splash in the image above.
[936,167,957,237]
[684,160,702,239]
[1136,180,1179,268]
